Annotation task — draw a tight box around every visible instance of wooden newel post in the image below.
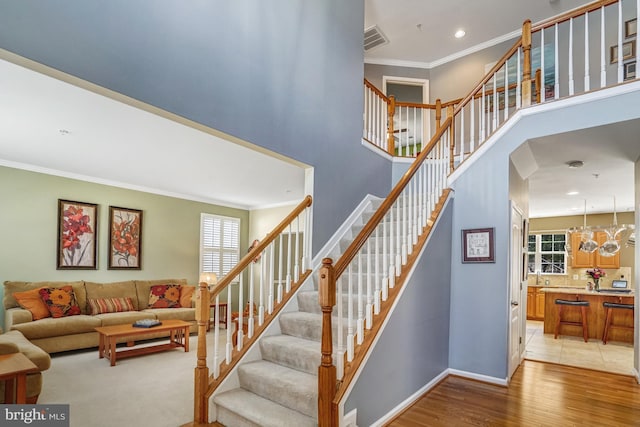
[193,281,210,424]
[521,19,532,107]
[318,258,337,427]
[387,95,396,156]
[435,98,442,130]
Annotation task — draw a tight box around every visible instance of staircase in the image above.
[213,198,383,426]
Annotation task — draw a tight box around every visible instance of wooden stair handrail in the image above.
[334,116,453,278]
[210,195,312,300]
[531,0,618,32]
[364,78,388,101]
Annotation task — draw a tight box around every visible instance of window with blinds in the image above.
[200,213,240,280]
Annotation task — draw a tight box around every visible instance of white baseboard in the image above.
[369,369,449,427]
[448,368,508,386]
[632,367,639,384]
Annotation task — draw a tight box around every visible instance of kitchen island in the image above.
[541,288,634,343]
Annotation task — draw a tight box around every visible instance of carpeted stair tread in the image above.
[279,311,348,342]
[214,388,316,427]
[260,334,320,375]
[238,360,317,417]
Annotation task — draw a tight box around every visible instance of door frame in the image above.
[382,76,431,142]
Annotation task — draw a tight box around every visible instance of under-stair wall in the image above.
[449,80,640,381]
[343,199,453,427]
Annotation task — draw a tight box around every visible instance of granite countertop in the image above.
[539,287,634,296]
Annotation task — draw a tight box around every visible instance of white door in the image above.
[508,202,524,378]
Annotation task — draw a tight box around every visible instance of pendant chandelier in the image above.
[569,197,634,257]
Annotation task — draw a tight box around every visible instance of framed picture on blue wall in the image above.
[462,228,495,263]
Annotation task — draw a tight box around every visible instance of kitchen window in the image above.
[527,233,567,274]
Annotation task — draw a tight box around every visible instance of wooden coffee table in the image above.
[95,319,191,366]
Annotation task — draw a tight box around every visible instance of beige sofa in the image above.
[3,279,198,354]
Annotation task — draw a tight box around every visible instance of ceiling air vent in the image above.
[364,25,389,51]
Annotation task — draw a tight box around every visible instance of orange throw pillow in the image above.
[179,285,195,308]
[12,287,50,320]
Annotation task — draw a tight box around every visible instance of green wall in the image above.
[0,166,249,330]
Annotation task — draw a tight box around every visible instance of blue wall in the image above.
[0,0,392,255]
[344,199,452,426]
[448,84,640,380]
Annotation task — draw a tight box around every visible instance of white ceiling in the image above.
[0,56,307,211]
[365,0,639,218]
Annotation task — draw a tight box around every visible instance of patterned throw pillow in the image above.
[148,284,182,308]
[13,287,51,320]
[89,297,136,315]
[39,286,81,318]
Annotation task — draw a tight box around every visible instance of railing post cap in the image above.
[322,257,333,266]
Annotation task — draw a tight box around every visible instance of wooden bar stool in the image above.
[602,302,634,344]
[554,299,589,342]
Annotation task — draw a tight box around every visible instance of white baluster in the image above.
[540,30,545,103]
[277,234,283,303]
[357,253,364,345]
[268,243,274,314]
[584,12,590,91]
[258,254,264,326]
[480,85,486,141]
[569,18,575,95]
[460,108,465,163]
[347,263,354,361]
[336,275,344,380]
[402,187,408,265]
[237,274,244,351]
[366,239,373,329]
[601,6,607,88]
[213,294,220,378]
[395,198,401,276]
[554,24,560,98]
[517,48,522,107]
[504,60,509,118]
[617,1,624,83]
[492,72,498,131]
[225,284,232,363]
[382,210,389,301]
[248,262,254,339]
[388,202,395,289]
[374,225,381,314]
[294,215,300,282]
[470,98,475,154]
[303,206,310,271]
[286,225,292,293]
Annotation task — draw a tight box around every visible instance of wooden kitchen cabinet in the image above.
[527,286,544,321]
[570,232,593,268]
[594,231,620,268]
[535,290,545,319]
[570,232,620,269]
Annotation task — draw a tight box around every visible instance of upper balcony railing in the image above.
[364,0,639,171]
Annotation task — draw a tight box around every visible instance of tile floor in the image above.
[524,320,635,376]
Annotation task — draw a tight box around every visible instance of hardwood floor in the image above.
[386,360,640,426]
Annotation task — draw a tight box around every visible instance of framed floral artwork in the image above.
[57,199,98,269]
[108,206,143,269]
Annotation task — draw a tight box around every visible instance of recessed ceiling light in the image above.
[454,29,466,39]
[566,191,579,196]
